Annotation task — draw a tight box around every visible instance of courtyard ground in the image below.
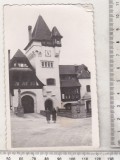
[11,113,92,148]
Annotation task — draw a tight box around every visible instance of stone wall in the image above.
[57,103,91,119]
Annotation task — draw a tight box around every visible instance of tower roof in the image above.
[32,15,51,41]
[52,26,62,38]
[24,15,63,50]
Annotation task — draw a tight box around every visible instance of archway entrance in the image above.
[45,99,53,113]
[21,95,34,113]
[64,103,72,110]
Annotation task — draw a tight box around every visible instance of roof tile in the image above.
[60,80,81,87]
[32,15,51,41]
[59,65,90,78]
[52,26,62,38]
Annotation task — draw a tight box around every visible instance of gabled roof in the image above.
[9,49,45,87]
[77,64,90,79]
[59,65,76,75]
[60,80,81,88]
[32,15,51,41]
[9,49,34,69]
[52,26,62,38]
[59,64,90,79]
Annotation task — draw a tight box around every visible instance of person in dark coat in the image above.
[46,108,51,123]
[52,108,57,123]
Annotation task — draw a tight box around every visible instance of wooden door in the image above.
[22,95,34,113]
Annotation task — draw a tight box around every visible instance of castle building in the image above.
[9,15,91,115]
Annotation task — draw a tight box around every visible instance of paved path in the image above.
[11,113,92,148]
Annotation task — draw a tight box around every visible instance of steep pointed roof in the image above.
[9,49,45,88]
[32,15,51,41]
[24,15,63,50]
[13,49,25,58]
[52,26,62,38]
[9,49,33,68]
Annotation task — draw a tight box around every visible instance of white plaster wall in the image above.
[79,79,91,98]
[25,41,61,109]
[12,88,44,113]
[35,89,44,113]
[43,86,61,109]
[25,42,42,70]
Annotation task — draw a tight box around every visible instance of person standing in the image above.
[52,108,57,123]
[46,108,51,123]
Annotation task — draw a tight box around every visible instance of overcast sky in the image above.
[4,5,94,71]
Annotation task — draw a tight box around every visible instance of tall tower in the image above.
[24,15,63,110]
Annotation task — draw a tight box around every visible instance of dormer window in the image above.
[13,62,18,67]
[56,40,60,45]
[13,62,28,68]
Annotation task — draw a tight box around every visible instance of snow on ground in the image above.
[11,113,92,148]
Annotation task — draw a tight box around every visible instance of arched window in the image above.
[47,78,55,85]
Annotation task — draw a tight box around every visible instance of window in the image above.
[42,62,44,67]
[48,61,50,67]
[51,62,53,68]
[62,94,65,99]
[86,85,91,92]
[13,62,28,68]
[56,40,60,44]
[47,78,55,85]
[23,63,28,67]
[45,62,47,67]
[41,61,53,68]
[76,88,79,94]
[13,63,17,67]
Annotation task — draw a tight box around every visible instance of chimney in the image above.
[8,50,10,62]
[28,25,32,42]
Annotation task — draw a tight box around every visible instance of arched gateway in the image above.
[45,99,53,113]
[21,95,34,113]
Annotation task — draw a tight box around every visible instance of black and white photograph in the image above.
[4,4,99,149]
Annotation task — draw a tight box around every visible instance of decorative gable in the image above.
[9,49,44,91]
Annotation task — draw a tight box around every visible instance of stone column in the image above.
[17,88,24,117]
